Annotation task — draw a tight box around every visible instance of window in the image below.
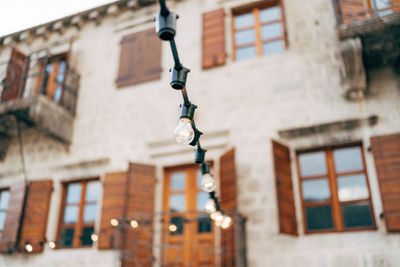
[0,189,10,240]
[232,1,286,61]
[297,145,375,233]
[58,180,100,248]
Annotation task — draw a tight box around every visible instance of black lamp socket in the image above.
[170,66,190,90]
[195,147,207,163]
[200,162,210,175]
[155,12,178,41]
[180,103,197,120]
[189,125,203,146]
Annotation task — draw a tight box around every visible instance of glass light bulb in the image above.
[221,215,232,229]
[110,218,119,227]
[91,233,98,242]
[205,199,216,213]
[25,244,33,253]
[48,241,56,249]
[169,224,177,232]
[130,220,139,229]
[210,211,223,223]
[201,173,216,192]
[174,118,195,144]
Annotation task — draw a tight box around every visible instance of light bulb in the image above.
[130,220,139,229]
[210,211,223,222]
[169,224,177,232]
[25,244,33,253]
[174,118,194,144]
[110,218,119,227]
[205,199,216,213]
[91,233,98,242]
[201,173,216,192]
[221,215,232,229]
[48,241,56,249]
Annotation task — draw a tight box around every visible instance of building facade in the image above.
[0,0,399,266]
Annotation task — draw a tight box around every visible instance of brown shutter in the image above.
[98,171,128,249]
[338,0,367,24]
[371,133,400,232]
[393,0,400,11]
[0,181,27,253]
[122,163,156,266]
[202,8,226,69]
[272,140,298,236]
[1,48,30,102]
[19,180,53,253]
[116,29,162,88]
[220,148,236,267]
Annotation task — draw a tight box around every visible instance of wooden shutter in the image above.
[19,180,53,253]
[98,171,128,249]
[1,48,30,102]
[122,163,156,267]
[338,0,368,24]
[202,8,226,69]
[220,148,236,267]
[116,29,162,88]
[371,133,400,232]
[393,0,400,11]
[0,181,27,253]
[272,140,298,236]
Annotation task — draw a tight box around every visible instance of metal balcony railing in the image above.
[333,0,399,25]
[0,54,80,116]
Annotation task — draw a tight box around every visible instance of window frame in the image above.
[231,0,287,61]
[0,188,10,239]
[296,143,376,234]
[57,178,100,248]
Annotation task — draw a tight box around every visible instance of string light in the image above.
[130,220,139,229]
[24,243,33,253]
[110,218,119,227]
[48,241,56,249]
[91,233,98,242]
[169,224,177,232]
[155,0,232,229]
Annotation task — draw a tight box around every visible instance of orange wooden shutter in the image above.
[19,180,53,253]
[392,0,400,11]
[0,181,27,253]
[272,140,298,236]
[219,148,237,267]
[121,163,156,267]
[202,8,226,69]
[338,0,368,23]
[1,48,30,102]
[98,171,128,249]
[116,29,162,88]
[371,133,400,232]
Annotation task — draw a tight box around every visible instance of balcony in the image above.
[0,52,79,159]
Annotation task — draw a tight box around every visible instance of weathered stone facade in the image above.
[0,0,399,266]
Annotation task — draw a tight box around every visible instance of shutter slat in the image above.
[220,148,236,267]
[272,140,298,236]
[371,133,400,232]
[202,8,226,69]
[0,181,27,253]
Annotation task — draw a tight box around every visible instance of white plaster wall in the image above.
[0,0,399,266]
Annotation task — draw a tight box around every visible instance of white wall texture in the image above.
[0,0,399,266]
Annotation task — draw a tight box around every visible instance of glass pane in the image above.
[261,23,282,40]
[234,12,254,28]
[170,194,185,212]
[170,216,184,235]
[85,181,100,202]
[66,183,82,204]
[338,174,369,201]
[171,172,185,191]
[0,211,6,230]
[306,206,334,231]
[0,191,10,209]
[302,179,330,203]
[63,206,79,224]
[262,40,284,55]
[60,228,74,247]
[235,29,255,46]
[333,147,363,173]
[197,192,209,211]
[197,170,202,188]
[259,6,281,22]
[198,215,212,233]
[81,226,94,246]
[236,46,257,61]
[374,0,393,16]
[299,152,327,177]
[342,202,373,228]
[83,204,97,223]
